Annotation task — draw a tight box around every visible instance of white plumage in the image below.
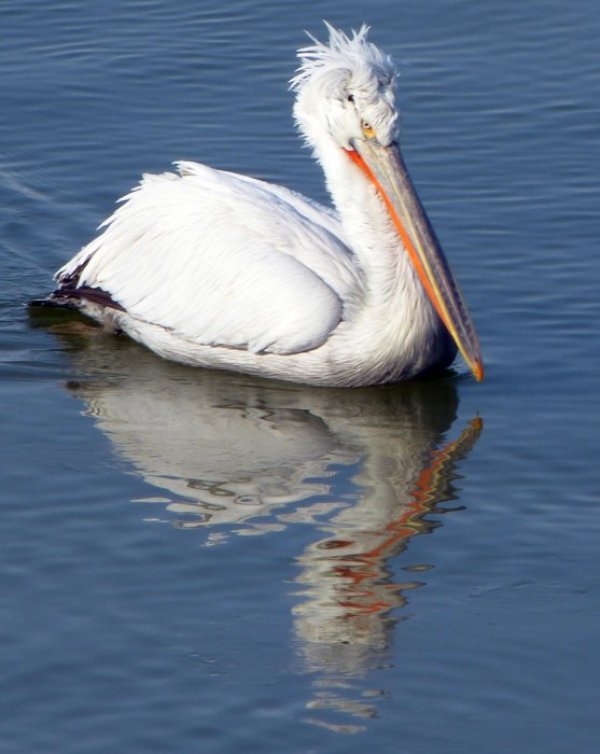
[48,24,483,386]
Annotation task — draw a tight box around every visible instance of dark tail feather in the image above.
[30,286,125,312]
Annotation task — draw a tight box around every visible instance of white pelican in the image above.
[43,24,483,386]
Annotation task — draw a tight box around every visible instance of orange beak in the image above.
[347,138,484,382]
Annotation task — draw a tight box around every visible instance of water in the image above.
[1,1,599,751]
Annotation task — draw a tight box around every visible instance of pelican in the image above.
[42,24,483,386]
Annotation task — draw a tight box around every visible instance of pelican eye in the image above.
[362,121,375,139]
[347,94,355,103]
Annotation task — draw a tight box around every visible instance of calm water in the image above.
[1,1,600,752]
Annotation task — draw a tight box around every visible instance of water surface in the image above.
[1,1,599,752]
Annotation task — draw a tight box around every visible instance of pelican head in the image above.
[291,23,398,151]
[290,24,484,382]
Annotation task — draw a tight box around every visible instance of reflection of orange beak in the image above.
[347,140,484,381]
[327,417,484,618]
[355,416,484,564]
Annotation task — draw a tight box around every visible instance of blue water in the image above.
[2,1,600,752]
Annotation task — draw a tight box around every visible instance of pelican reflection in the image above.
[33,314,482,733]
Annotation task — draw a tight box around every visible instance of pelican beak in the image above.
[347,138,484,381]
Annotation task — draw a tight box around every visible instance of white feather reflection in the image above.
[34,314,482,733]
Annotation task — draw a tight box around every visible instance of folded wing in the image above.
[57,162,359,354]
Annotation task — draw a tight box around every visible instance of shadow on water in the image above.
[31,309,483,734]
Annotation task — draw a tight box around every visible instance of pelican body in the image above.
[45,25,483,387]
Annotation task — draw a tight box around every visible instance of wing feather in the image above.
[57,162,361,354]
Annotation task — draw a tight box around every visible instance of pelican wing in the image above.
[57,162,359,354]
